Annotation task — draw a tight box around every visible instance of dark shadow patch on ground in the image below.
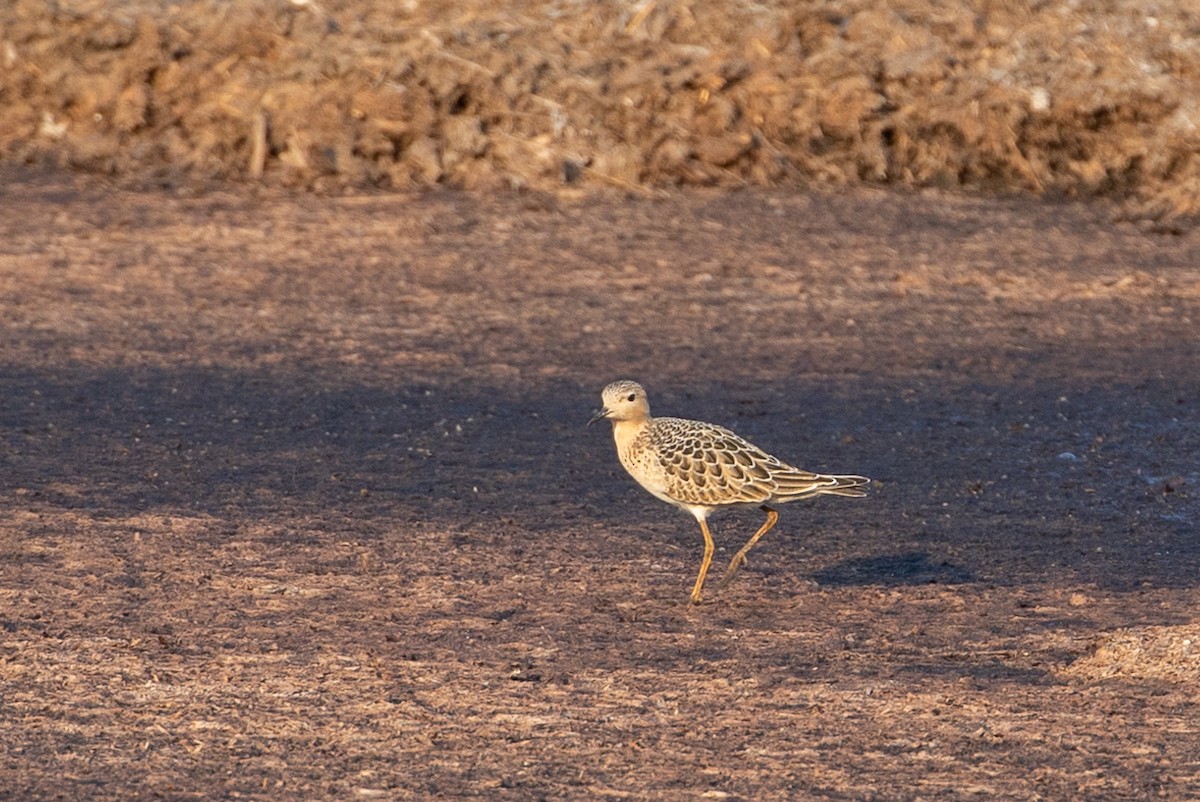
[0,362,1197,590]
[812,551,975,587]
[898,660,1056,685]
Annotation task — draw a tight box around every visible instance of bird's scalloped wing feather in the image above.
[650,418,783,506]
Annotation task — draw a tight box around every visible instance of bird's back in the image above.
[621,415,865,509]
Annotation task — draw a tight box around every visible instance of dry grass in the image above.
[2,0,1200,224]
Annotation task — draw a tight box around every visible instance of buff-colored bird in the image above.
[589,380,869,603]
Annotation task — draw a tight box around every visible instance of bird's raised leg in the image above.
[689,516,715,604]
[718,505,779,589]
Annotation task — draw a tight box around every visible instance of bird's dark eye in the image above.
[627,393,636,402]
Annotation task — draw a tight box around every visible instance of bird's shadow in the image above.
[811,551,974,587]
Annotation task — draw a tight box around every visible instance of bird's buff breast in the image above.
[613,423,676,504]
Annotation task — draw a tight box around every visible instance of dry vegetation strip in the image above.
[3,0,1200,224]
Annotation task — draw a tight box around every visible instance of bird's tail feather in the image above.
[773,471,870,499]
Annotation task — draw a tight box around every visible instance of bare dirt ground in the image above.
[1,167,1199,799]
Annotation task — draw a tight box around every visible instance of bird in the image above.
[588,380,869,604]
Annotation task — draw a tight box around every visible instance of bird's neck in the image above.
[611,417,649,459]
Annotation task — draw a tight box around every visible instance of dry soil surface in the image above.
[1,169,1200,800]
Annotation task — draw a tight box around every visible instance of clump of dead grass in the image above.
[1062,624,1200,684]
[2,0,1199,223]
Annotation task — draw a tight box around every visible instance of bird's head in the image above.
[588,380,650,425]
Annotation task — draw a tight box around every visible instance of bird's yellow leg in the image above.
[719,506,779,589]
[689,517,715,604]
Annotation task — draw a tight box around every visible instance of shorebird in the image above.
[589,380,869,603]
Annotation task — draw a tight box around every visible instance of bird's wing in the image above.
[651,418,782,506]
